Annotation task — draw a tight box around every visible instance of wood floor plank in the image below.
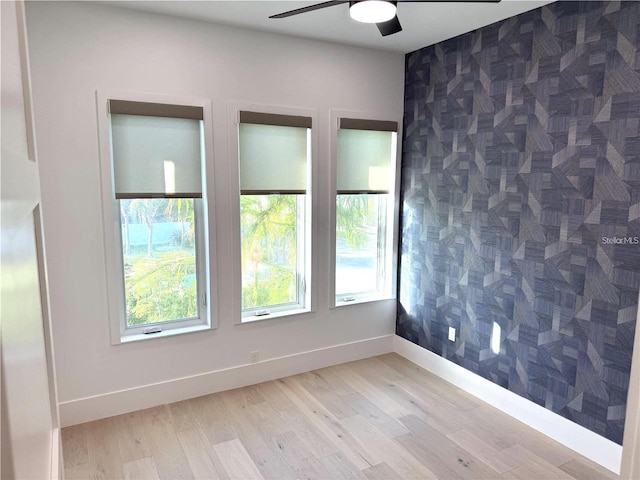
[343,359,450,422]
[140,405,194,480]
[61,424,88,468]
[271,430,332,479]
[213,439,264,480]
[256,380,296,411]
[84,416,125,480]
[394,377,472,435]
[318,453,367,480]
[246,401,292,438]
[63,463,92,480]
[518,436,577,468]
[271,430,312,465]
[341,414,437,479]
[460,406,516,450]
[123,457,160,480]
[500,444,575,479]
[376,353,448,384]
[114,411,153,464]
[361,462,403,480]
[276,375,377,470]
[397,414,504,479]
[227,384,267,407]
[348,367,434,420]
[296,458,334,480]
[558,458,619,480]
[352,356,406,383]
[447,429,521,474]
[169,399,201,433]
[377,353,480,410]
[177,427,226,480]
[218,388,298,480]
[277,404,339,458]
[332,363,413,419]
[61,355,614,480]
[505,464,551,479]
[189,394,237,445]
[341,392,410,438]
[297,371,358,419]
[466,405,575,466]
[313,366,357,396]
[393,374,464,413]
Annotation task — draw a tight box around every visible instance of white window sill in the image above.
[119,323,211,344]
[333,294,394,309]
[240,306,311,324]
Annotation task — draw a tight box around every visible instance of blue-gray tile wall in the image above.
[397,1,640,445]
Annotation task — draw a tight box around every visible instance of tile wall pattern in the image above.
[397,1,640,444]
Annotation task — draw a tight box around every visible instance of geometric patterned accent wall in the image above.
[397,1,640,445]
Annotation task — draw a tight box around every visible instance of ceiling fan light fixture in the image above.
[349,1,396,24]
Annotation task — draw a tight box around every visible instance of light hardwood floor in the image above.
[62,354,618,479]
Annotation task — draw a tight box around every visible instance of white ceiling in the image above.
[101,0,553,53]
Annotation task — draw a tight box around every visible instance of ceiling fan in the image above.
[270,0,502,37]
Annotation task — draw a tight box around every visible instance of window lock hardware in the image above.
[143,326,162,335]
[343,296,356,302]
[255,309,271,316]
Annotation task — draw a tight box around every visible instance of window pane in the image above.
[120,198,198,326]
[241,194,299,310]
[336,194,383,296]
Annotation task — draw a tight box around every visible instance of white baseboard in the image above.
[393,335,623,474]
[59,334,394,427]
[51,427,62,479]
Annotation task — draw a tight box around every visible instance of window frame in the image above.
[329,110,401,308]
[97,90,217,344]
[228,102,318,324]
[117,197,207,333]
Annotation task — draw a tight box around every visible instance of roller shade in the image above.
[109,104,204,199]
[239,111,311,195]
[336,120,397,194]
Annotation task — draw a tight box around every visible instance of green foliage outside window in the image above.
[121,198,198,326]
[125,250,197,325]
[121,195,380,325]
[336,194,377,248]
[240,195,298,310]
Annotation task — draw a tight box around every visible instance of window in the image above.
[104,98,210,341]
[334,117,397,305]
[238,111,311,320]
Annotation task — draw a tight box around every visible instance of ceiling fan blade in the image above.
[397,0,501,2]
[377,15,402,36]
[269,1,348,19]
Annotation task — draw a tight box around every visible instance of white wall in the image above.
[1,1,60,477]
[25,2,404,425]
